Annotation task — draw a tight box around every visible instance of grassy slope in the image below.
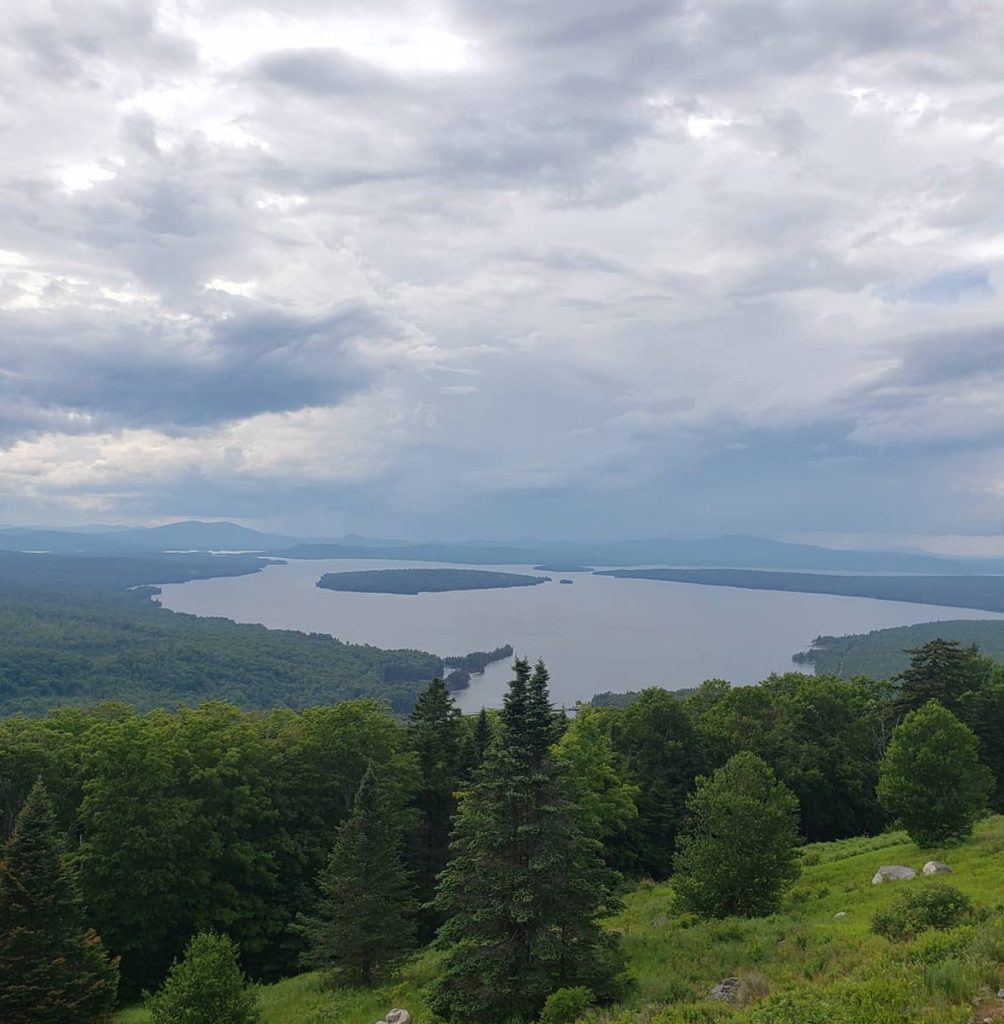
[115,817,1004,1024]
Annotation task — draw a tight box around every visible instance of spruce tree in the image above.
[428,658,626,1024]
[0,780,119,1024]
[407,678,463,938]
[464,707,494,777]
[297,768,417,986]
[893,639,989,717]
[147,932,260,1024]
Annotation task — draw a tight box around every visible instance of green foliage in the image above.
[673,752,800,919]
[650,1003,736,1024]
[538,986,594,1024]
[296,769,417,987]
[0,780,119,1024]
[147,932,261,1024]
[871,884,976,941]
[407,678,463,937]
[893,639,991,716]
[428,659,627,1024]
[0,586,444,717]
[877,701,993,845]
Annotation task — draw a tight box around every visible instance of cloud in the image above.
[0,0,1002,538]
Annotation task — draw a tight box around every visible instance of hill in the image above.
[795,618,1004,679]
[114,815,1004,1024]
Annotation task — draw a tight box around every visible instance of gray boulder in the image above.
[385,1012,411,1024]
[871,865,916,884]
[922,860,952,876]
[834,911,847,919]
[708,978,743,1003]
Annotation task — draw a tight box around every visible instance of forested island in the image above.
[597,566,1004,612]
[316,567,550,594]
[533,563,594,572]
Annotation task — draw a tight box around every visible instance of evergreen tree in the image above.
[0,780,119,1024]
[672,752,801,918]
[147,932,260,1024]
[297,768,417,986]
[893,639,989,717]
[428,658,626,1024]
[878,701,993,846]
[463,707,494,777]
[407,678,463,938]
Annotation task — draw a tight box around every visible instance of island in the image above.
[559,578,574,585]
[316,568,551,595]
[533,564,594,573]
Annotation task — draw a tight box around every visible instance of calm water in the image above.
[156,559,1004,711]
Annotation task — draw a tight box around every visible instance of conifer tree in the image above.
[297,768,416,986]
[147,932,260,1024]
[428,658,626,1024]
[463,707,494,777]
[0,780,119,1024]
[893,639,989,717]
[407,678,463,937]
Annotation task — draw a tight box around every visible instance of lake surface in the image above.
[156,559,1004,711]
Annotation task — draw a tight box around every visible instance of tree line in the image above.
[1,639,1002,1021]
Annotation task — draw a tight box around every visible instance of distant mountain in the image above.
[274,533,1004,575]
[0,521,296,554]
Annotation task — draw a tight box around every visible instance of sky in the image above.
[1,0,1003,547]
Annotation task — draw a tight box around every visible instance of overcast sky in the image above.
[1,0,1003,546]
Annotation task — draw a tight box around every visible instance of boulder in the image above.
[922,860,952,876]
[834,911,847,919]
[385,1012,411,1024]
[871,865,916,884]
[708,978,743,1003]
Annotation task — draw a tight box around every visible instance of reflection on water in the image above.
[156,559,1004,711]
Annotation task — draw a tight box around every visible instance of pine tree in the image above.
[407,678,463,938]
[428,658,626,1024]
[296,768,417,986]
[148,932,260,1024]
[463,707,494,777]
[0,780,119,1024]
[893,639,989,717]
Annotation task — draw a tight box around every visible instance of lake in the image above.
[156,558,1004,711]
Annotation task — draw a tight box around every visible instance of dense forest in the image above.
[793,618,1004,678]
[316,568,550,594]
[597,567,1004,612]
[4,639,1004,1022]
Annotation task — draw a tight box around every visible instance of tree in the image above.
[893,639,989,717]
[407,678,463,938]
[147,932,260,1024]
[464,707,494,776]
[297,768,417,986]
[0,780,119,1024]
[428,658,626,1024]
[877,701,993,846]
[672,752,801,918]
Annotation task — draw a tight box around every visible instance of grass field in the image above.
[115,816,1004,1024]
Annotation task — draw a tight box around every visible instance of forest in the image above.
[597,567,1004,613]
[4,638,1004,1023]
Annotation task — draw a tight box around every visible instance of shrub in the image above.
[871,884,975,942]
[540,987,595,1024]
[148,932,261,1024]
[651,1002,736,1024]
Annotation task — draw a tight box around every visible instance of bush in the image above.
[148,932,261,1024]
[540,987,595,1024]
[871,884,976,942]
[651,1002,736,1024]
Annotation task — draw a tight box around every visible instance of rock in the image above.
[922,860,952,876]
[871,865,916,884]
[708,978,743,1003]
[385,1011,411,1024]
[998,988,1004,999]
[834,911,847,919]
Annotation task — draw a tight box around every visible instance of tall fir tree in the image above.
[296,768,417,986]
[428,658,626,1024]
[463,707,494,778]
[893,639,989,717]
[0,780,119,1024]
[407,678,464,938]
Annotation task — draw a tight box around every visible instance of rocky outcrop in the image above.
[376,1011,411,1024]
[708,978,743,1003]
[871,865,916,884]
